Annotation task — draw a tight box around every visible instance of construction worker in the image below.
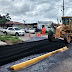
[42,26,46,35]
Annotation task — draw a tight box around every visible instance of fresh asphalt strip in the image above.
[0,39,68,66]
[10,46,68,70]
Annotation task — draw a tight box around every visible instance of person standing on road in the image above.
[35,28,41,36]
[42,26,46,35]
[35,28,38,36]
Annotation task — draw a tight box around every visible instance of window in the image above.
[14,28,20,30]
[70,18,72,24]
[8,28,14,30]
[62,18,69,25]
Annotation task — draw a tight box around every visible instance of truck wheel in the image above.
[64,33,71,43]
[48,30,54,41]
[15,33,19,36]
[4,32,7,35]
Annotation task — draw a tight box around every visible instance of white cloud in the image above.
[65,8,72,15]
[0,0,72,23]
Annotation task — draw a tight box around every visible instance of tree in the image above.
[0,13,11,24]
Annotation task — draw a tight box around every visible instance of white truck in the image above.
[3,27,25,36]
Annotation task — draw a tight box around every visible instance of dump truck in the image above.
[48,16,72,43]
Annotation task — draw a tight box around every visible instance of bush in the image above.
[15,36,18,39]
[53,31,56,34]
[40,30,42,34]
[45,30,48,33]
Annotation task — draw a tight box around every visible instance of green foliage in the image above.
[53,31,56,34]
[45,30,48,35]
[15,36,19,39]
[0,35,20,42]
[45,30,48,33]
[40,30,42,34]
[0,13,11,24]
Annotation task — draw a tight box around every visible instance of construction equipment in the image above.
[48,17,72,43]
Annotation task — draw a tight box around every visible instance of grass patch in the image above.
[0,35,22,45]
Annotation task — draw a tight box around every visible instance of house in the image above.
[0,21,24,28]
[24,23,37,28]
[0,21,37,29]
[37,21,54,31]
[6,21,25,28]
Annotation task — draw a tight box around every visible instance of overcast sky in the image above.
[0,0,72,23]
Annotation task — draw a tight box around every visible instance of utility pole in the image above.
[63,0,64,17]
[23,20,25,24]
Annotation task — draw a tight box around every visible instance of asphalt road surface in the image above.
[0,42,72,72]
[0,32,71,72]
[11,44,72,72]
[16,44,72,72]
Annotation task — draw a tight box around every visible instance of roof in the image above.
[6,21,13,24]
[6,21,37,25]
[38,21,53,25]
[24,23,37,25]
[6,21,24,25]
[61,16,72,18]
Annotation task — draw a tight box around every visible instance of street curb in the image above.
[0,41,7,45]
[10,46,68,70]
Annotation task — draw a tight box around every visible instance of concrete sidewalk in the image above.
[0,33,48,45]
[19,33,48,42]
[0,41,7,45]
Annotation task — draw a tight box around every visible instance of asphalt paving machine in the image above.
[48,17,72,43]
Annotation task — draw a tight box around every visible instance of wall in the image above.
[37,21,53,31]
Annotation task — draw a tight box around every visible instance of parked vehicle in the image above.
[21,28,35,33]
[25,28,30,33]
[22,28,30,33]
[0,27,5,32]
[3,27,25,36]
[21,28,27,32]
[0,27,3,32]
[29,28,35,33]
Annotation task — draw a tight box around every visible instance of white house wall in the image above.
[37,21,53,31]
[37,23,49,31]
[45,25,48,31]
[37,24,42,29]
